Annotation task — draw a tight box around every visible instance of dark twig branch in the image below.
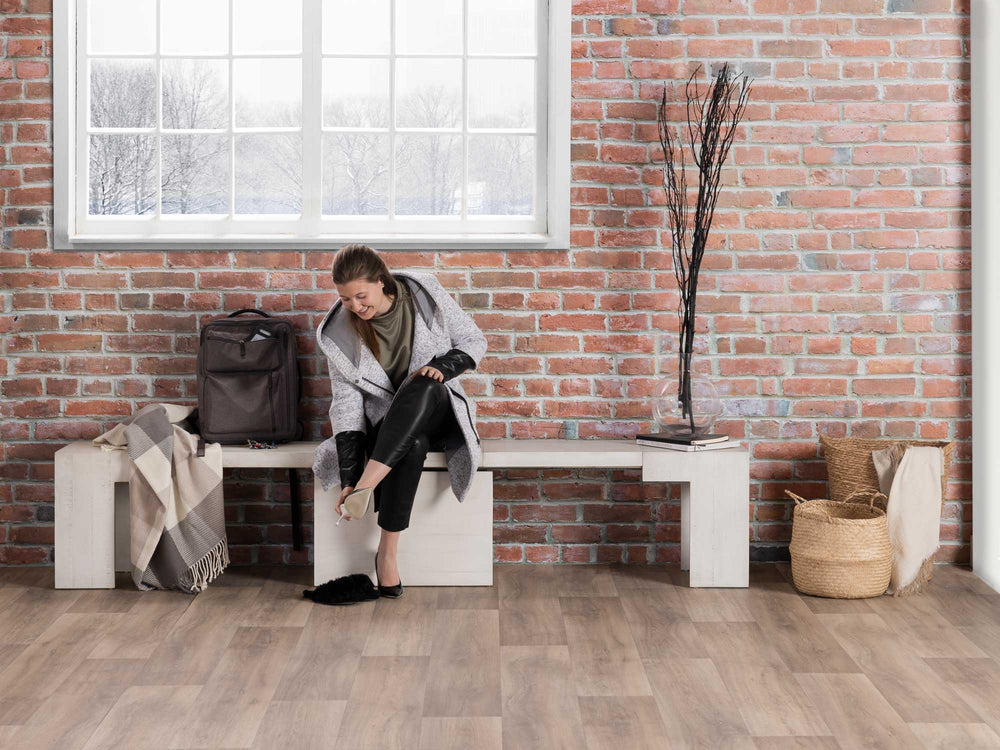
[657,62,751,435]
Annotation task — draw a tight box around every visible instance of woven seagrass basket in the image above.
[819,435,954,511]
[786,489,892,599]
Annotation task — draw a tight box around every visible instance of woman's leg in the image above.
[372,431,429,586]
[350,376,453,492]
[374,431,430,532]
[363,380,463,587]
[375,416,465,585]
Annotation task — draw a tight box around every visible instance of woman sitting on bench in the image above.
[313,244,488,599]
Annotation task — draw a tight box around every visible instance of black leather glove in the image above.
[424,348,476,382]
[334,430,366,488]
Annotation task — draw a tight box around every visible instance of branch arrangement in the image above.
[657,62,751,435]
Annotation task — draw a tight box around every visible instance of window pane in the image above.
[468,0,535,55]
[322,133,389,215]
[235,134,302,214]
[469,59,535,129]
[468,135,534,216]
[162,135,229,214]
[323,0,389,55]
[234,59,302,127]
[323,59,389,129]
[90,59,156,128]
[394,134,461,215]
[162,60,228,130]
[395,59,461,129]
[89,0,155,55]
[161,0,229,55]
[234,0,302,53]
[89,134,156,215]
[396,0,461,55]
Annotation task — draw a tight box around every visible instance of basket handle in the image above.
[784,490,808,505]
[843,489,887,509]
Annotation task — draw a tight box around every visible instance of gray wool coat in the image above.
[312,270,489,503]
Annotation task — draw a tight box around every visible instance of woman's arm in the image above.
[329,368,367,487]
[334,430,366,488]
[423,348,477,382]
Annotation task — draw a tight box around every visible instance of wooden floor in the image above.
[0,564,999,750]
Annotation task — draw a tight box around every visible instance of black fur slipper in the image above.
[303,573,379,605]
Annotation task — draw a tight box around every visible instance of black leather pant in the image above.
[363,375,463,532]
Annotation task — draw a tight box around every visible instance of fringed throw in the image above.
[94,403,230,594]
[873,444,944,597]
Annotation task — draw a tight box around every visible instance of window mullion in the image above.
[76,0,89,227]
[155,0,162,219]
[227,0,235,219]
[388,0,396,221]
[302,0,322,231]
[461,0,468,221]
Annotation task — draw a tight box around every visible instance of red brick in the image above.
[760,39,823,57]
[827,39,891,57]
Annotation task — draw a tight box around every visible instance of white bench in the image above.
[54,439,749,590]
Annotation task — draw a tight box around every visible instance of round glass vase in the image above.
[650,375,723,439]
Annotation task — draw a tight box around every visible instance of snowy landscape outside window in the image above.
[54,0,570,249]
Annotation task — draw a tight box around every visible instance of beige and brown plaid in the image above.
[94,403,229,593]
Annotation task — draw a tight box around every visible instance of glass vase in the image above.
[650,374,723,439]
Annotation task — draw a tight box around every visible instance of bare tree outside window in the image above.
[394,82,462,215]
[322,98,390,215]
[161,59,229,214]
[88,60,157,215]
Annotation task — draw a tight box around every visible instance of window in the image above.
[54,0,570,249]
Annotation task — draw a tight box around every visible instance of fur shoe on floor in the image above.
[303,573,379,605]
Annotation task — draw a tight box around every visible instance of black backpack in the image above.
[197,308,301,444]
[196,308,305,549]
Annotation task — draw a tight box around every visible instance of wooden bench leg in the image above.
[684,467,750,588]
[312,477,344,587]
[313,470,494,587]
[680,483,691,573]
[643,449,750,588]
[55,443,116,589]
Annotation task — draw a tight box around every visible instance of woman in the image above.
[312,244,488,598]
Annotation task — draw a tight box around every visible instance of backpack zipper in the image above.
[267,370,276,433]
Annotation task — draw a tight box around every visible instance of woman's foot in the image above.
[375,547,400,586]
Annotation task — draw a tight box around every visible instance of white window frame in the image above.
[53,0,570,250]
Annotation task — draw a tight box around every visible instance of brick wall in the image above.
[0,0,971,566]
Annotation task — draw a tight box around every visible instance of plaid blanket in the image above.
[93,403,229,593]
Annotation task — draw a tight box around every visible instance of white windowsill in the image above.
[55,231,569,251]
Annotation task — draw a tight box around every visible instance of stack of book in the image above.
[635,432,741,452]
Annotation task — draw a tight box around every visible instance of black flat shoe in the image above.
[375,548,403,598]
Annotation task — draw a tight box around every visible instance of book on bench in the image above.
[635,432,740,452]
[636,438,742,452]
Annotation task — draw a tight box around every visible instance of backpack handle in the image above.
[228,308,271,318]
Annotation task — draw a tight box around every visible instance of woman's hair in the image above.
[332,243,399,360]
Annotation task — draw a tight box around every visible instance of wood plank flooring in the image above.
[0,563,998,749]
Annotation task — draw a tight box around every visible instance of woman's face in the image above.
[336,278,387,320]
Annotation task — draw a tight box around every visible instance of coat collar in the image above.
[316,270,439,390]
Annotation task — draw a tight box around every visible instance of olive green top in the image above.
[368,277,414,390]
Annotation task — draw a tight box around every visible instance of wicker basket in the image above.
[819,435,954,511]
[786,489,893,599]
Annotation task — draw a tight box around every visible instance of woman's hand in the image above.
[336,485,354,520]
[416,365,444,382]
